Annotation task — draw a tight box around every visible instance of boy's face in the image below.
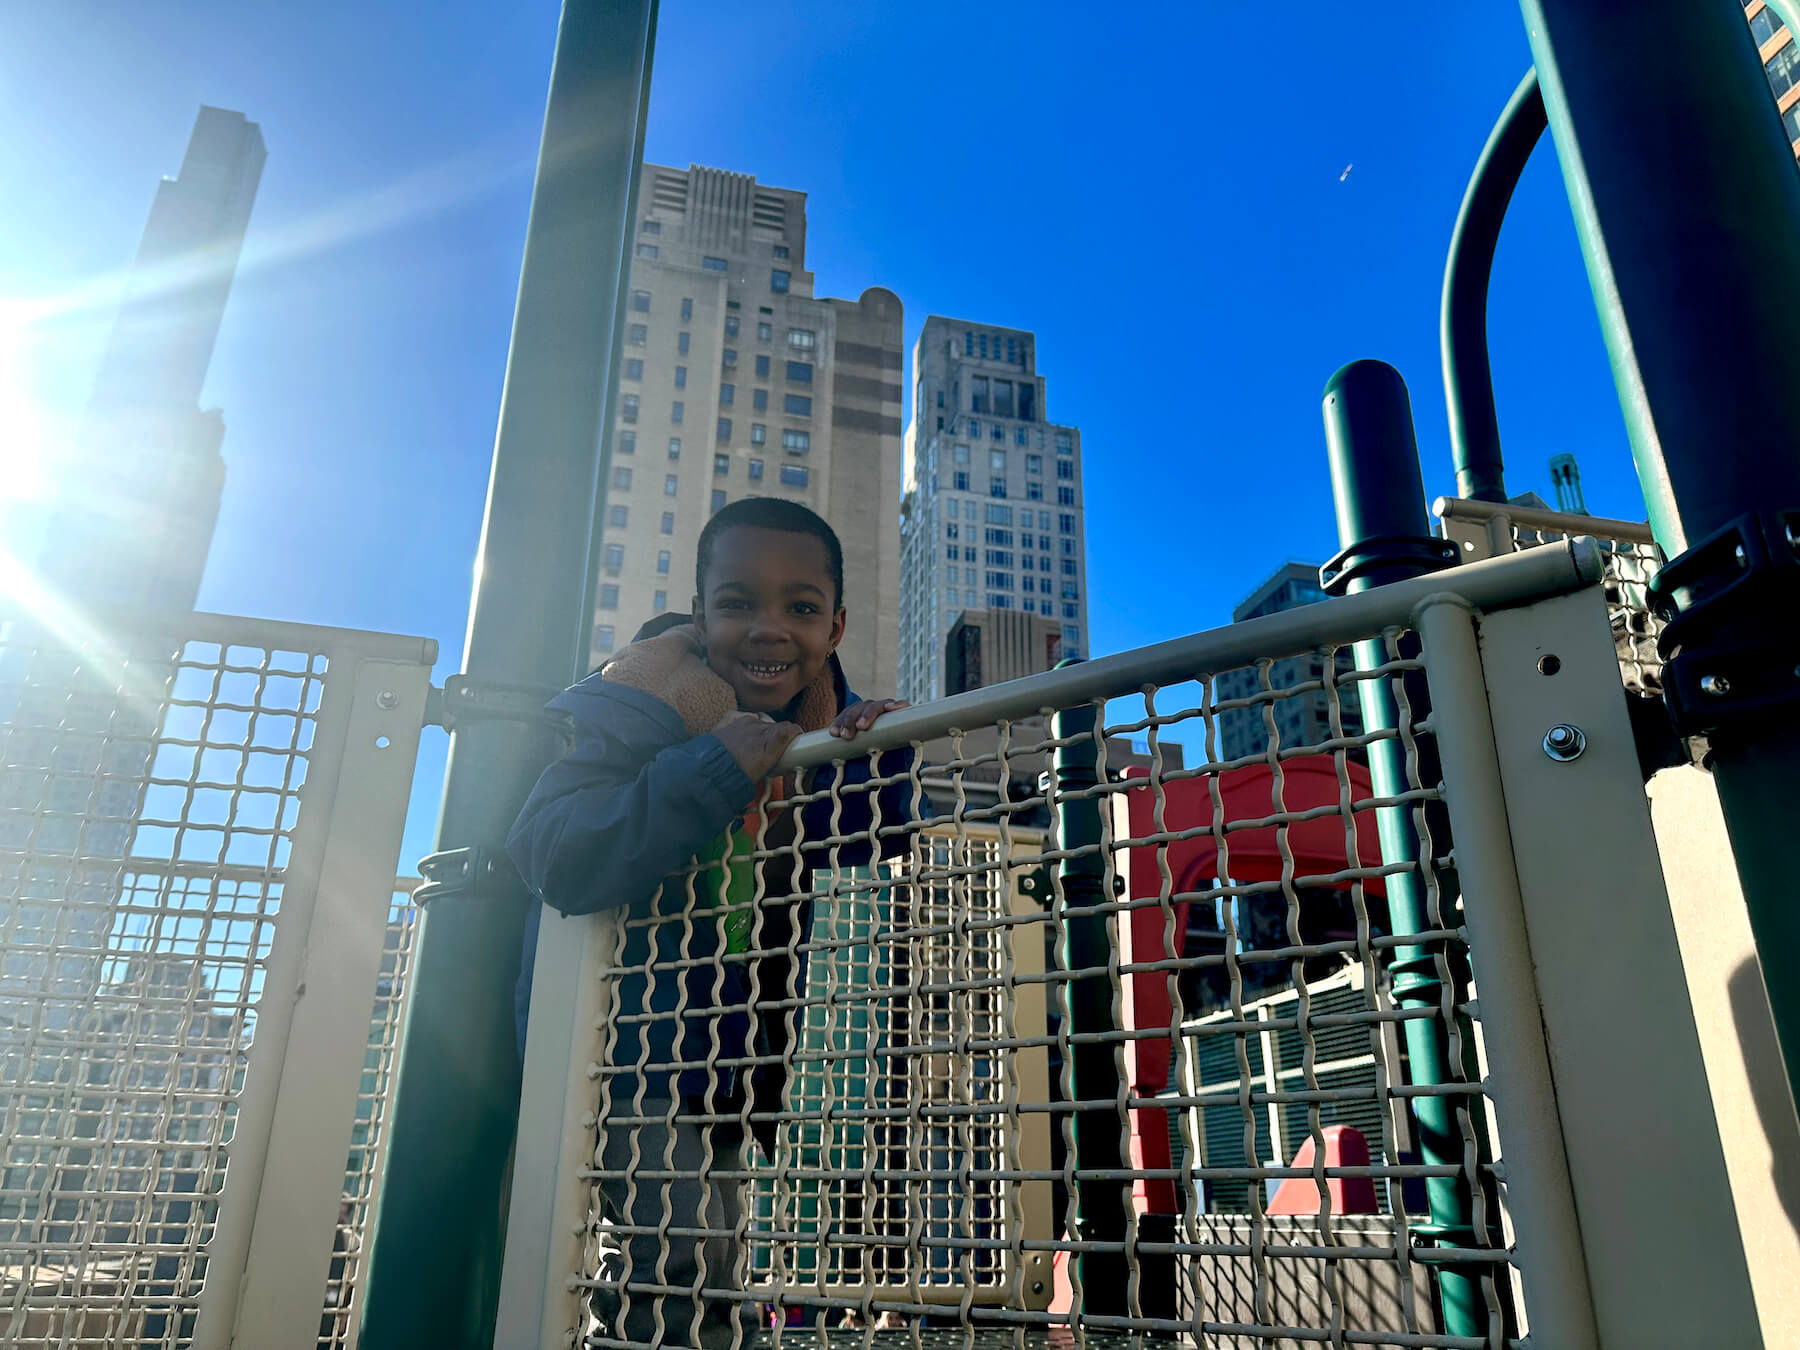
[693,525,846,715]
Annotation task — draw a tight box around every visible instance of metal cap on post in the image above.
[1321,360,1493,1339]
[358,2,658,1345]
[1049,660,1132,1321]
[1520,0,1800,1119]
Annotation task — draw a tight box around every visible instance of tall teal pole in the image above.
[1321,361,1490,1340]
[359,3,657,1344]
[1441,68,1545,505]
[1518,0,1800,1119]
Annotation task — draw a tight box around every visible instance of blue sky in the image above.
[2,1,1649,866]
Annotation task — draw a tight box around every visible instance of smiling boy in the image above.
[508,497,912,1350]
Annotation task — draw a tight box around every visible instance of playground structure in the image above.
[4,0,1800,1347]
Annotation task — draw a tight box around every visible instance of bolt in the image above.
[1542,724,1586,762]
[1734,543,1748,568]
[1785,519,1800,557]
[376,689,399,710]
[1032,1281,1045,1295]
[1700,673,1731,697]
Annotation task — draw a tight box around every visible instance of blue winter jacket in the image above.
[508,636,915,1106]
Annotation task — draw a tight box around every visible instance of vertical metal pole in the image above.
[1320,360,1486,1338]
[1051,679,1130,1319]
[1441,67,1545,506]
[358,3,657,1345]
[1519,0,1800,1118]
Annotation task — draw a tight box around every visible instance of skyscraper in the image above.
[898,318,1089,705]
[1746,0,1800,153]
[33,106,265,613]
[594,163,904,701]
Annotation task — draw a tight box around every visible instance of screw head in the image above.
[1734,543,1749,568]
[1543,724,1586,762]
[376,689,399,710]
[1700,673,1732,697]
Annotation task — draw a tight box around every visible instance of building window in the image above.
[1027,481,1043,500]
[964,331,974,355]
[711,488,727,512]
[1063,603,1078,619]
[668,437,681,460]
[1057,458,1074,479]
[986,571,1012,590]
[604,543,625,569]
[1026,454,1042,474]
[725,315,740,337]
[657,549,671,575]
[1055,431,1073,453]
[714,453,731,476]
[723,348,738,367]
[1058,486,1075,505]
[671,400,684,423]
[612,466,633,491]
[678,331,690,356]
[1753,3,1785,45]
[1769,39,1800,97]
[703,256,729,272]
[784,394,813,416]
[990,477,1007,497]
[623,359,643,381]
[985,550,1014,567]
[1019,385,1037,421]
[620,394,639,423]
[993,380,1015,418]
[1786,99,1800,143]
[660,511,675,534]
[630,290,651,312]
[783,429,811,452]
[780,464,809,487]
[718,383,734,407]
[1060,513,1076,533]
[617,431,637,455]
[969,419,981,437]
[595,624,615,653]
[748,458,764,482]
[954,471,970,491]
[754,354,771,379]
[1062,559,1078,576]
[979,334,989,359]
[669,365,685,390]
[635,242,659,259]
[786,360,814,384]
[1016,426,1029,445]
[642,219,661,235]
[717,417,732,442]
[985,503,1013,525]
[989,448,1007,470]
[608,505,629,528]
[971,376,989,413]
[680,297,693,320]
[787,328,816,350]
[1061,536,1076,554]
[653,589,667,610]
[773,244,790,259]
[627,324,647,346]
[600,584,620,609]
[1007,336,1016,362]
[985,528,1013,546]
[665,474,679,496]
[771,269,791,293]
[750,423,767,446]
[757,321,772,341]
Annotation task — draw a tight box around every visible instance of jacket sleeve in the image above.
[507,682,756,916]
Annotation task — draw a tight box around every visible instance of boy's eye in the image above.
[791,603,818,616]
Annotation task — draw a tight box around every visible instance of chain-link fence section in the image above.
[507,549,1635,1349]
[0,612,430,1349]
[1433,497,1662,695]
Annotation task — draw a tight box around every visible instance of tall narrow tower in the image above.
[36,106,266,612]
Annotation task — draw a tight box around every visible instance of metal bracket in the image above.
[424,674,574,743]
[1320,535,1462,597]
[1650,508,1800,740]
[414,844,527,907]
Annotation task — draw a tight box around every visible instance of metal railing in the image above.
[0,610,432,1350]
[1432,496,1663,695]
[497,541,1767,1349]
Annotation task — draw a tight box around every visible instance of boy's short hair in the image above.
[695,497,845,608]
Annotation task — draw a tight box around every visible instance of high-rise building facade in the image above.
[1214,563,1365,763]
[593,163,904,701]
[34,106,266,612]
[898,318,1088,704]
[1746,0,1800,153]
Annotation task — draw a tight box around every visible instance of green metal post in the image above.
[1519,0,1800,1118]
[1321,361,1487,1339]
[358,3,657,1344]
[1442,68,1546,505]
[1051,676,1131,1319]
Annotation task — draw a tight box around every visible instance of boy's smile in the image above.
[693,525,846,715]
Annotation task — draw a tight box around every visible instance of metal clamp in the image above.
[414,844,527,907]
[424,674,574,743]
[1320,535,1461,597]
[1650,508,1800,740]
